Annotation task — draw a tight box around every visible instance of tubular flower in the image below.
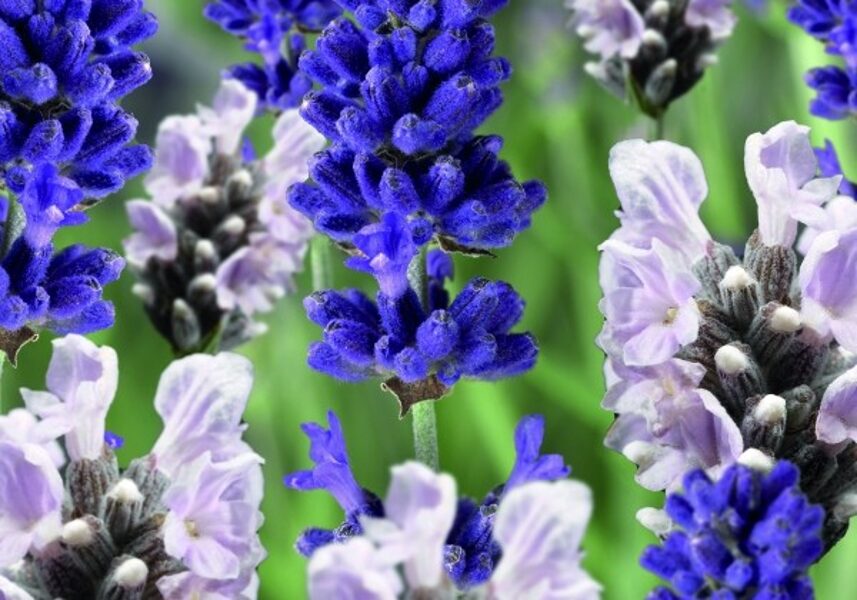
[205,0,342,110]
[303,214,537,413]
[286,411,598,597]
[568,0,736,118]
[0,0,156,199]
[0,335,265,599]
[124,79,325,354]
[641,461,823,599]
[286,0,547,253]
[599,121,857,551]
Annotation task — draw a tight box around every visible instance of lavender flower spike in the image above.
[0,336,265,597]
[126,79,324,353]
[599,122,857,551]
[290,411,593,595]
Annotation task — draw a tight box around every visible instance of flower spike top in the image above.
[286,410,600,597]
[205,0,342,110]
[0,0,157,359]
[286,0,547,253]
[0,335,265,599]
[125,79,326,354]
[568,0,737,119]
[641,461,824,599]
[598,120,857,555]
[304,215,537,413]
[0,0,156,199]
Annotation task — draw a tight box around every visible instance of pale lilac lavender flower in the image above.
[598,239,701,367]
[797,195,857,255]
[685,0,738,40]
[0,336,265,595]
[19,336,118,462]
[127,79,325,353]
[744,121,841,247]
[361,462,456,590]
[124,200,180,267]
[144,115,212,208]
[607,139,712,264]
[307,537,402,600]
[488,480,602,599]
[799,228,857,351]
[817,363,857,444]
[600,121,857,549]
[0,409,64,468]
[151,353,254,478]
[568,0,645,60]
[0,442,63,566]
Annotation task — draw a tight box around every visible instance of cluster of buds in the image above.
[569,0,735,118]
[125,79,324,354]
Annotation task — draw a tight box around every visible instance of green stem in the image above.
[406,248,440,470]
[411,401,439,471]
[651,114,665,140]
[0,352,5,414]
[311,235,334,291]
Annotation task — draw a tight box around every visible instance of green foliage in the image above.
[3,1,857,597]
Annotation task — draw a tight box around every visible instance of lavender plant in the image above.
[285,0,544,428]
[0,335,264,598]
[124,79,325,354]
[286,410,601,597]
[204,0,343,110]
[0,0,156,361]
[568,0,736,123]
[597,120,857,594]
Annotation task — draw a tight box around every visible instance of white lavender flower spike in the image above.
[599,122,857,548]
[0,335,264,597]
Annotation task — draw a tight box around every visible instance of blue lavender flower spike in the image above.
[284,410,384,556]
[0,0,156,200]
[304,272,537,413]
[287,1,546,253]
[205,0,342,110]
[642,462,824,600]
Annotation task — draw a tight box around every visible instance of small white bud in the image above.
[715,345,748,375]
[622,441,656,466]
[650,0,670,17]
[769,306,801,333]
[195,239,216,260]
[172,298,193,318]
[642,29,666,47]
[834,493,857,520]
[738,448,775,473]
[198,186,220,204]
[220,215,246,235]
[229,169,253,189]
[108,479,143,504]
[62,519,93,547]
[189,274,217,293]
[131,283,154,305]
[113,558,148,587]
[754,394,786,424]
[721,266,753,290]
[698,54,719,68]
[636,507,673,536]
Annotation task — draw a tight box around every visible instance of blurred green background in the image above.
[3,1,857,597]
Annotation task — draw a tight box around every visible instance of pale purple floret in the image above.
[568,0,645,60]
[685,0,737,39]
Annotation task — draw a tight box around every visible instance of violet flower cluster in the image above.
[285,410,601,597]
[0,335,264,599]
[306,213,537,413]
[124,79,326,354]
[789,0,857,121]
[290,0,545,408]
[568,0,736,118]
[0,0,156,354]
[598,120,857,562]
[205,0,342,110]
[642,461,823,599]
